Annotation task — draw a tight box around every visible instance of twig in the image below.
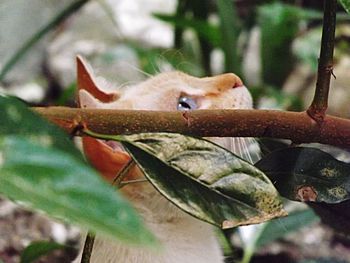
[112,159,136,187]
[80,232,95,263]
[33,107,350,148]
[307,0,337,123]
[119,178,149,188]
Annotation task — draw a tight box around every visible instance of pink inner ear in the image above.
[76,56,116,104]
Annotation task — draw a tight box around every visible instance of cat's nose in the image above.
[229,73,243,89]
[214,73,243,91]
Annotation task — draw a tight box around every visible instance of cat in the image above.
[73,56,257,263]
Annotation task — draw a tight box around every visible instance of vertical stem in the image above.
[307,0,337,123]
[80,232,95,263]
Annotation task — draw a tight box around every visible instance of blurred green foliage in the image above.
[1,1,350,262]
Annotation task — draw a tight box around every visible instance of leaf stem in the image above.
[80,232,95,263]
[119,178,148,188]
[307,0,337,123]
[112,159,136,187]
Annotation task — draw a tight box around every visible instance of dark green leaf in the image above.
[255,208,319,247]
[259,3,301,87]
[87,132,286,228]
[300,258,349,263]
[310,200,350,235]
[339,0,350,13]
[256,147,350,203]
[153,14,221,47]
[239,208,318,263]
[56,82,77,106]
[20,241,67,263]
[0,95,155,245]
[217,0,241,74]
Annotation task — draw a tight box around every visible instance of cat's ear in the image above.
[76,55,118,105]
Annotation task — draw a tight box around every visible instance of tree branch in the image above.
[307,0,337,123]
[33,107,350,148]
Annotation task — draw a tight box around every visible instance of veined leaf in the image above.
[256,147,350,203]
[0,95,155,245]
[86,131,286,228]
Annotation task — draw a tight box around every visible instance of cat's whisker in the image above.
[118,80,139,89]
[241,138,253,164]
[122,62,154,78]
[237,138,243,158]
[247,137,261,161]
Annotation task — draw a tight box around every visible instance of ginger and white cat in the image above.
[74,56,256,263]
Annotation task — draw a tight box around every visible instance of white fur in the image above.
[75,67,256,263]
[74,183,223,263]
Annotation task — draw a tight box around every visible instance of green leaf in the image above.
[0,95,155,245]
[339,0,350,13]
[217,0,241,74]
[258,3,301,87]
[255,208,319,247]
[87,131,286,228]
[153,13,221,47]
[256,147,350,203]
[239,208,319,263]
[20,241,67,263]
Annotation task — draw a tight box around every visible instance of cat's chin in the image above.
[82,136,131,182]
[103,139,125,152]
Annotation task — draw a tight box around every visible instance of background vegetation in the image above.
[1,0,350,262]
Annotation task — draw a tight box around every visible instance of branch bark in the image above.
[307,0,337,122]
[34,107,350,148]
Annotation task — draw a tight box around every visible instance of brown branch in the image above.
[33,107,350,148]
[307,0,337,123]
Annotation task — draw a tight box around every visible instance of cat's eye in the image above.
[177,97,197,111]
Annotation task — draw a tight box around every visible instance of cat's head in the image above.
[77,56,255,181]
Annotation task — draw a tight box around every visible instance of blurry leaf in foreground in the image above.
[256,147,350,203]
[85,131,286,228]
[0,95,155,245]
[339,0,350,14]
[20,241,68,263]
